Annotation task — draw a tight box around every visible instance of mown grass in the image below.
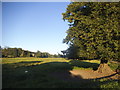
[2,58,119,88]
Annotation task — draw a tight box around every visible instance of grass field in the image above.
[1,58,119,88]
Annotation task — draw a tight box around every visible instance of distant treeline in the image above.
[0,46,63,58]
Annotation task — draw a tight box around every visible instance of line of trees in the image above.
[0,46,63,58]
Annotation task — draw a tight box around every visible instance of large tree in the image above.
[62,2,119,73]
[36,50,42,58]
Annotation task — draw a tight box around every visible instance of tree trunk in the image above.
[97,59,113,74]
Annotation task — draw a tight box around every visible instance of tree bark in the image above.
[97,59,113,74]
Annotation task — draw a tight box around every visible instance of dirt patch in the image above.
[70,69,119,80]
[50,69,119,81]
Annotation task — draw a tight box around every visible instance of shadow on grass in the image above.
[17,61,42,64]
[2,61,119,88]
[69,59,99,70]
[95,73,119,80]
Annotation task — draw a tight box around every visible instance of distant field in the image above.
[2,58,119,88]
[1,57,69,64]
[1,58,69,68]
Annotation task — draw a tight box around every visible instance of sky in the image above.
[2,2,70,54]
[0,2,1,46]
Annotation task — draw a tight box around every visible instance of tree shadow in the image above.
[16,61,42,64]
[95,72,119,80]
[69,59,99,70]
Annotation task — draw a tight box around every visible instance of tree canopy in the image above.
[62,2,119,62]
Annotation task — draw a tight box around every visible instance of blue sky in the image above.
[2,2,70,54]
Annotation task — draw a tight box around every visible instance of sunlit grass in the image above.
[1,58,69,68]
[73,66,92,70]
[1,58,69,64]
[83,60,100,64]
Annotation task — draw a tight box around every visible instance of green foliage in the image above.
[62,2,119,61]
[2,48,19,58]
[65,45,80,59]
[1,46,60,58]
[35,50,42,58]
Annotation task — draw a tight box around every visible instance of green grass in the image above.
[69,60,100,70]
[1,57,68,64]
[2,58,119,88]
[99,78,119,88]
[108,63,118,71]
